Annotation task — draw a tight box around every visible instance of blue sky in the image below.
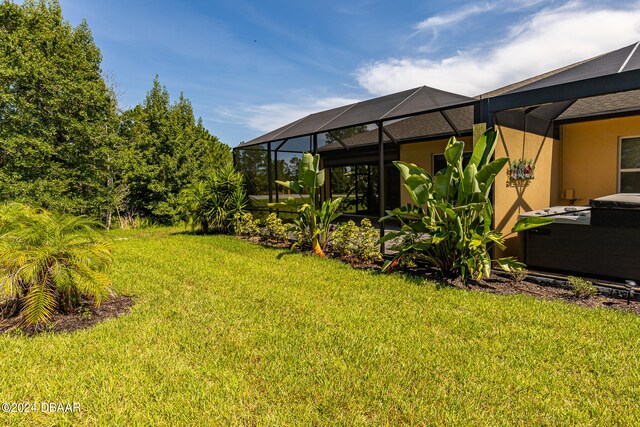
[55,0,640,146]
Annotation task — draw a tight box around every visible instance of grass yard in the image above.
[1,228,640,425]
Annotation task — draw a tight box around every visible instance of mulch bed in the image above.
[239,235,640,315]
[0,295,134,336]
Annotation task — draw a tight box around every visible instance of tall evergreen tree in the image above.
[0,1,231,226]
[0,0,120,218]
[118,77,231,224]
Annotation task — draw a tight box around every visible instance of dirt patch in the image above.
[0,295,135,336]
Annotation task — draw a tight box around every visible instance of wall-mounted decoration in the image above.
[506,159,535,187]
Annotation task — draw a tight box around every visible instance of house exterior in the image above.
[234,42,640,279]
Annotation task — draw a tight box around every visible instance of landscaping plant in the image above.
[270,153,343,256]
[233,212,260,237]
[331,218,382,263]
[261,213,288,243]
[567,276,597,298]
[180,163,247,234]
[380,129,552,283]
[0,203,113,325]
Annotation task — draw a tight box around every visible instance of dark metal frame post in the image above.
[274,149,279,203]
[377,122,385,254]
[312,134,319,205]
[267,142,273,204]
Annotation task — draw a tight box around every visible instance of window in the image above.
[432,152,473,175]
[620,137,640,193]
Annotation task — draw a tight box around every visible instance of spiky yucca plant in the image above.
[0,204,113,325]
[180,163,247,234]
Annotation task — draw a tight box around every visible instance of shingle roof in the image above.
[318,105,473,151]
[557,88,640,121]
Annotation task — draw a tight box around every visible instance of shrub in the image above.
[180,163,247,234]
[567,276,597,298]
[261,213,288,242]
[233,212,260,237]
[380,130,552,283]
[331,220,359,258]
[509,269,529,283]
[331,218,382,264]
[0,203,113,325]
[359,218,382,263]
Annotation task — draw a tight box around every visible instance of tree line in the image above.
[0,0,231,227]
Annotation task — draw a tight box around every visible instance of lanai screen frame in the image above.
[234,87,478,251]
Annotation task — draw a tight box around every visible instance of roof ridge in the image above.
[619,40,640,72]
[313,102,358,133]
[380,86,423,120]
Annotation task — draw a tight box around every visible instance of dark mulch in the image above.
[237,236,640,315]
[399,264,640,315]
[0,295,135,336]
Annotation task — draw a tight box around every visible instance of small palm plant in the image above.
[0,204,113,325]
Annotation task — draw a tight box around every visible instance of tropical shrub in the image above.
[233,212,260,237]
[180,163,247,234]
[380,129,552,283]
[0,203,113,325]
[567,276,597,298]
[261,213,288,243]
[360,218,382,263]
[331,220,359,258]
[331,218,382,264]
[270,153,343,256]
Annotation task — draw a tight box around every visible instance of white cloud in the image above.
[356,2,640,96]
[241,96,362,133]
[414,4,493,33]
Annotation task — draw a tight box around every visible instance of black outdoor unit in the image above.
[519,194,640,282]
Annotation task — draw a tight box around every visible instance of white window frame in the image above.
[618,136,640,192]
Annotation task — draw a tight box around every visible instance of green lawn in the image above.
[2,228,640,425]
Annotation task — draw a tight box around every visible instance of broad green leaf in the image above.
[378,230,407,244]
[496,256,526,272]
[476,157,509,192]
[511,217,553,232]
[444,138,464,167]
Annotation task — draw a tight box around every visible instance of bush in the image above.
[233,212,260,237]
[567,276,597,298]
[360,218,382,263]
[0,203,113,325]
[331,218,382,264]
[261,213,288,242]
[180,163,247,234]
[509,269,529,283]
[331,220,359,258]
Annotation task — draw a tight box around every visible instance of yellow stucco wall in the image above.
[561,115,640,205]
[396,115,640,258]
[398,136,472,205]
[494,126,562,257]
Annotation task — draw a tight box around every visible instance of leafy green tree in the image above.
[235,146,269,196]
[0,0,120,219]
[118,77,231,224]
